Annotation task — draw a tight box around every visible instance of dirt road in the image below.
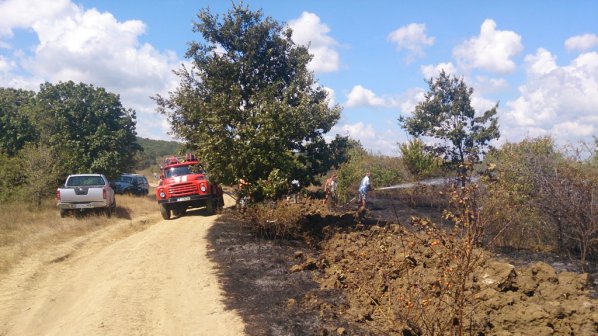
[0,199,245,336]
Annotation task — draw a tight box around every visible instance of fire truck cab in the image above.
[155,154,223,219]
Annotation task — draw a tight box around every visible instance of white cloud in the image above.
[388,23,435,62]
[288,12,340,73]
[420,62,456,79]
[552,120,595,138]
[345,85,426,113]
[524,48,557,75]
[0,0,75,41]
[330,122,400,155]
[0,55,14,73]
[453,19,523,73]
[472,76,509,94]
[471,94,497,115]
[345,85,386,107]
[0,0,181,140]
[565,33,598,52]
[504,49,598,144]
[332,122,376,140]
[322,86,336,107]
[399,88,426,114]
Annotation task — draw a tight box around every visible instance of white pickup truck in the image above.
[56,174,116,218]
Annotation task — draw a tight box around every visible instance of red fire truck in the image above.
[155,154,223,219]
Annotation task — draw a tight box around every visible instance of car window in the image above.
[68,176,104,186]
[117,176,133,183]
[165,166,191,178]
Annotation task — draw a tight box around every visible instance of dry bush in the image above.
[0,193,158,275]
[394,184,485,335]
[481,138,561,250]
[319,182,487,335]
[482,137,597,269]
[236,200,307,240]
[531,155,598,271]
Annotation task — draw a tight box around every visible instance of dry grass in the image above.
[0,192,159,276]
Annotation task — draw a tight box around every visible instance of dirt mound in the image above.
[316,223,597,335]
[209,198,596,335]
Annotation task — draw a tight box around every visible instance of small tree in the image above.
[399,70,499,166]
[19,143,59,206]
[399,138,443,178]
[155,4,341,188]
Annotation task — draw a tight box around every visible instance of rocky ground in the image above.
[207,195,597,335]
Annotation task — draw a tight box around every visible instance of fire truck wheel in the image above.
[206,199,216,215]
[160,204,171,220]
[172,206,186,217]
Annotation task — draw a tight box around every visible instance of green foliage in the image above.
[135,137,182,170]
[0,153,26,203]
[0,88,38,156]
[18,143,60,206]
[399,70,499,164]
[155,4,341,188]
[336,147,409,202]
[31,81,141,180]
[399,138,443,178]
[256,168,288,200]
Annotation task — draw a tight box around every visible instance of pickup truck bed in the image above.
[56,174,116,217]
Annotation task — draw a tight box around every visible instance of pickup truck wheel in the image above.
[160,204,171,220]
[60,209,68,218]
[105,206,112,218]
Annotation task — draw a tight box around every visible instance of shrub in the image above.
[236,200,306,240]
[532,150,597,271]
[0,153,26,202]
[335,147,410,202]
[399,138,443,178]
[18,143,60,206]
[482,137,597,269]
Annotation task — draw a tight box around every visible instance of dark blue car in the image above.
[113,174,149,195]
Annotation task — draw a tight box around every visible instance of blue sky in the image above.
[1,1,597,155]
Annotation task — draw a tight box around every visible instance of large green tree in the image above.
[399,70,499,164]
[155,4,341,186]
[32,81,140,179]
[0,88,38,156]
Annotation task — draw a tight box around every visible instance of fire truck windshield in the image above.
[164,164,204,178]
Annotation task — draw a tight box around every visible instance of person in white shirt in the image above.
[358,172,371,208]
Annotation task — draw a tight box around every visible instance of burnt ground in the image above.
[207,194,597,335]
[207,216,355,336]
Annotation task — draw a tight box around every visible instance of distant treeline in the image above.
[135,137,182,170]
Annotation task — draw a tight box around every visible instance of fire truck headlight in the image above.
[159,191,166,199]
[200,185,206,192]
